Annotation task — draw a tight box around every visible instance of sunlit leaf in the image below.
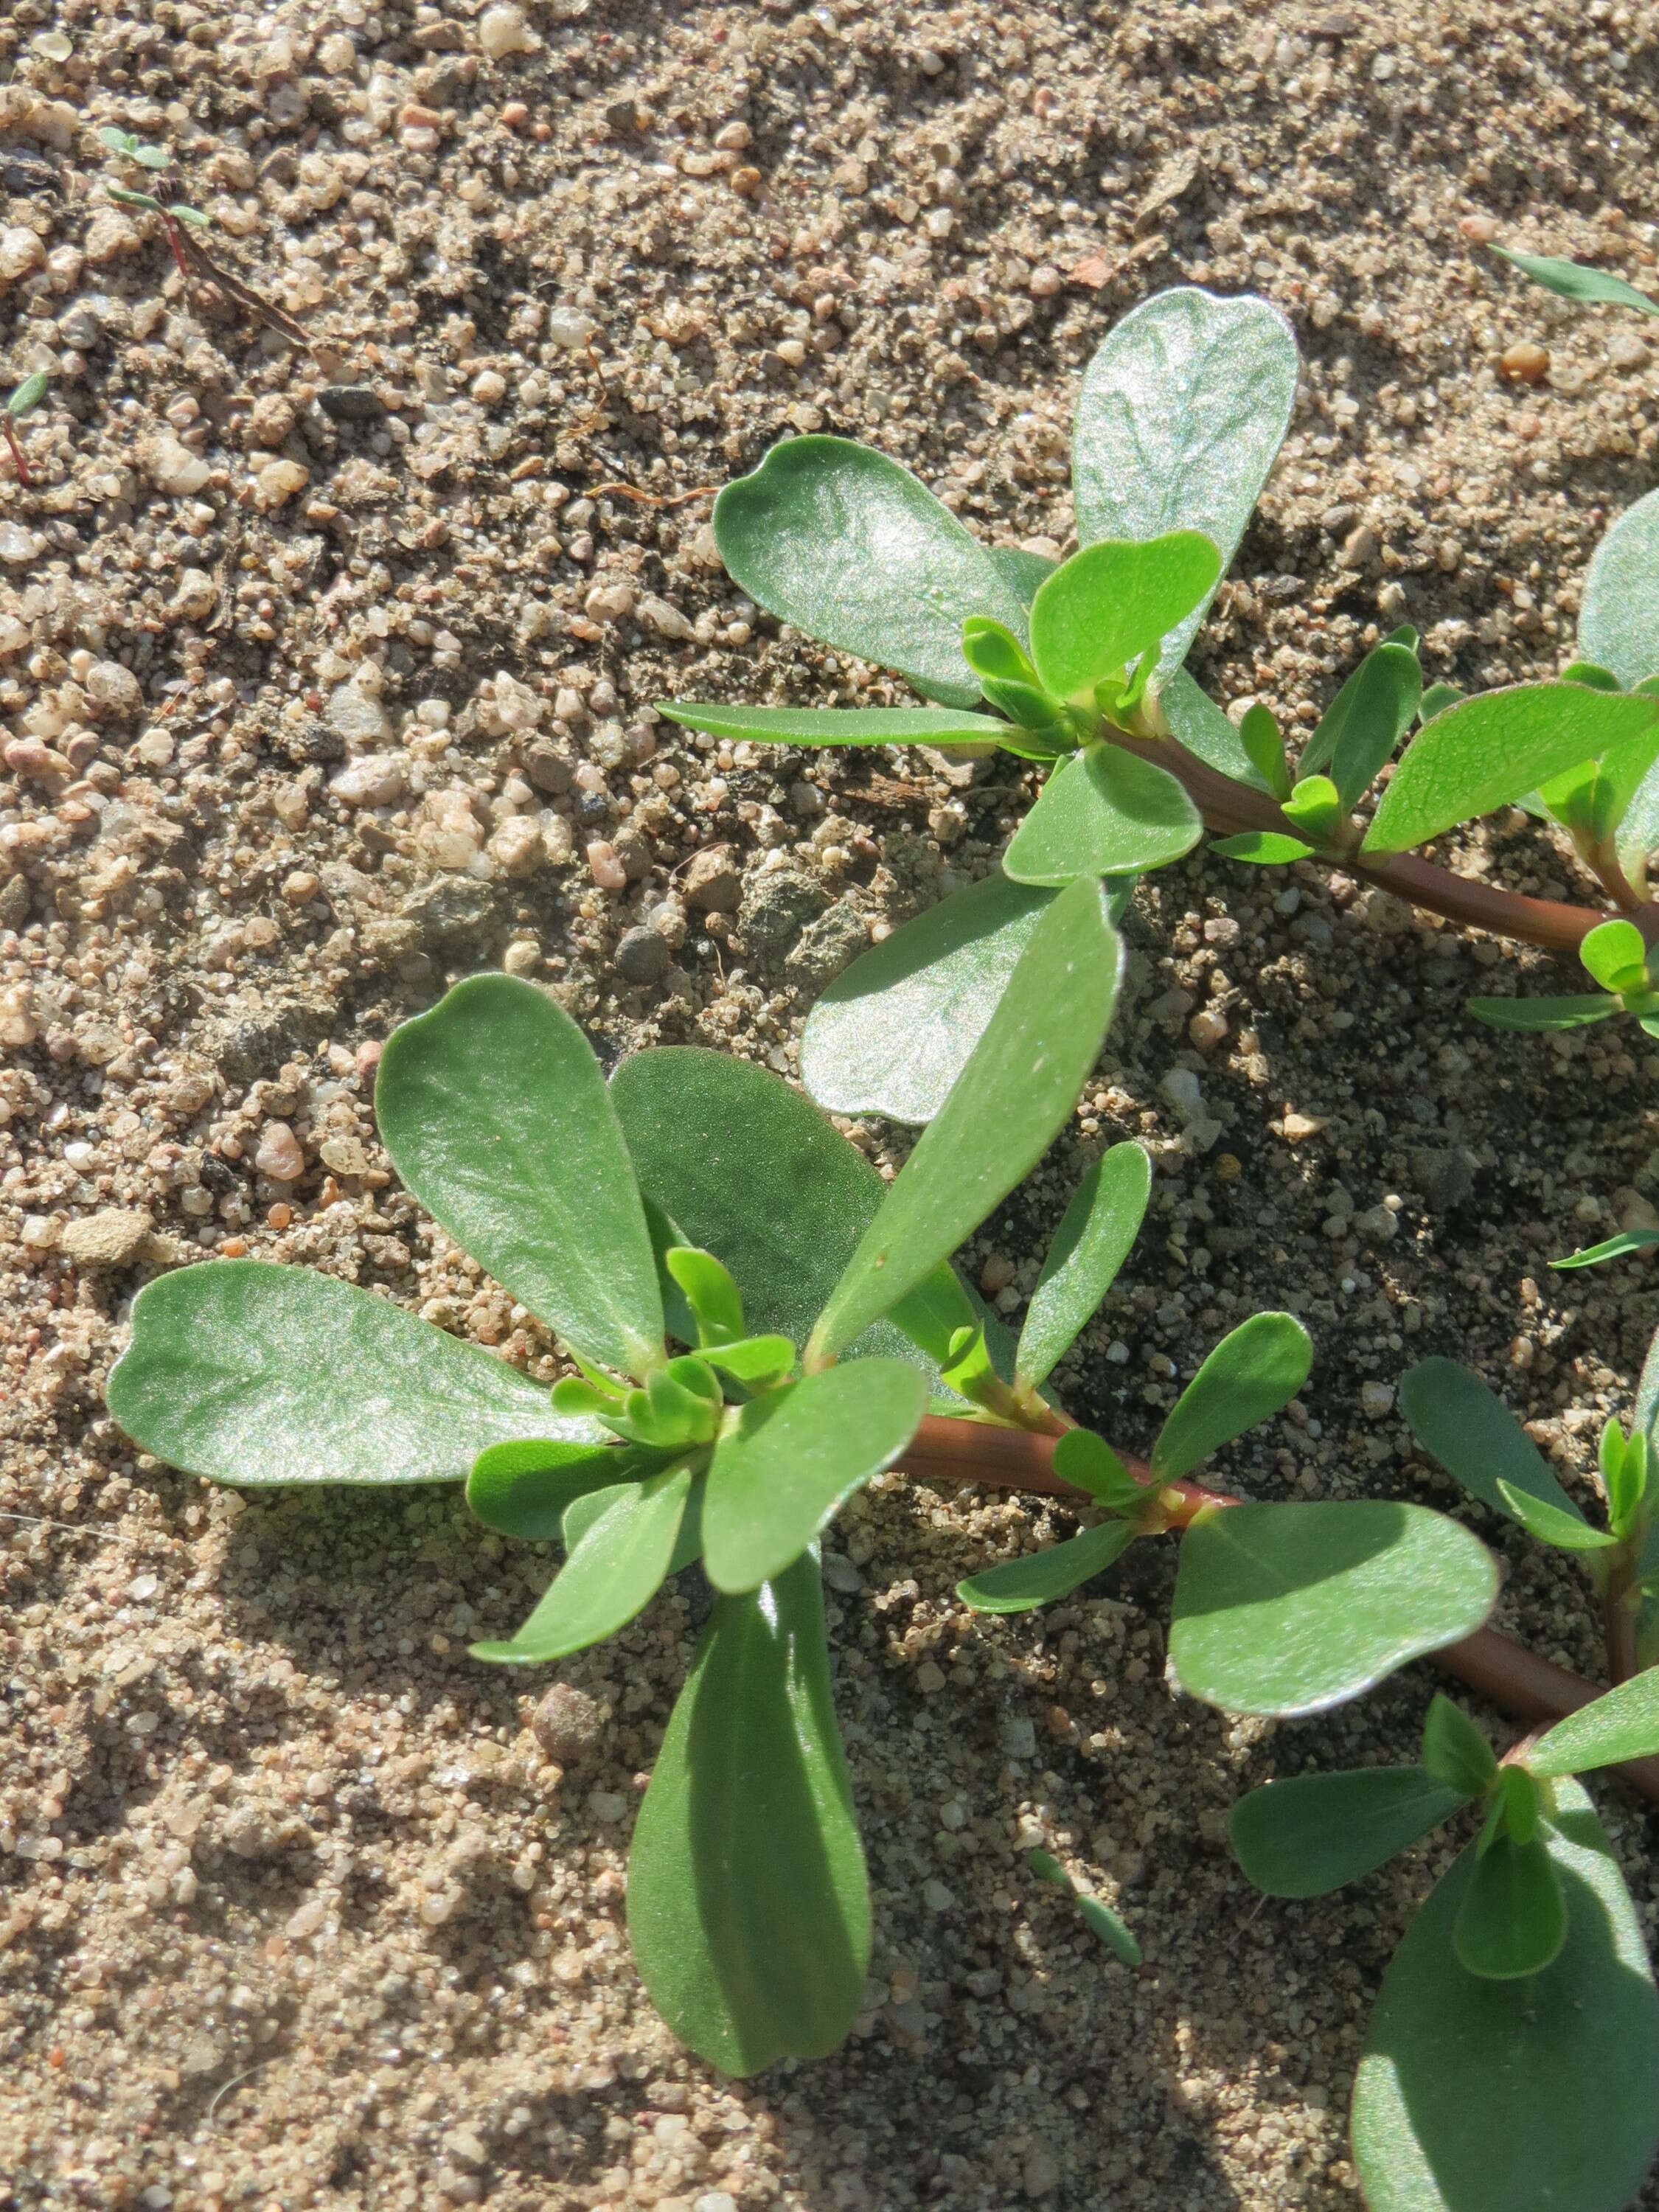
[1579,917,1649,991]
[1026,535,1222,708]
[1526,1668,1659,1778]
[1161,667,1273,792]
[1495,1479,1617,1552]
[1296,643,1422,810]
[1495,246,1659,317]
[1168,1500,1498,1717]
[1551,1228,1659,1270]
[1017,1142,1150,1388]
[627,1553,870,2073]
[1051,1427,1148,1512]
[658,702,1011,748]
[956,1517,1135,1614]
[465,1437,639,1540]
[1211,831,1316,865]
[1150,1312,1312,1481]
[1002,742,1202,883]
[1230,1766,1467,1896]
[376,975,664,1380]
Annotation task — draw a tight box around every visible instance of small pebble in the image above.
[254,1122,305,1182]
[614,925,671,984]
[1500,340,1550,384]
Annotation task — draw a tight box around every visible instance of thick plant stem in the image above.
[902,1414,1659,1807]
[1604,1545,1642,1687]
[1109,731,1611,956]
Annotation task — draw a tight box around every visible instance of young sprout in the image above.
[2,372,48,487]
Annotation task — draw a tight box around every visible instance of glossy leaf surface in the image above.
[1072,287,1298,672]
[658,702,1011,748]
[466,1438,637,1540]
[956,1517,1135,1614]
[1051,1427,1148,1512]
[1495,1480,1617,1551]
[1211,831,1315,866]
[1398,1357,1585,1527]
[1229,1766,1467,1897]
[376,975,663,1380]
[1026,535,1221,707]
[1552,1227,1659,1269]
[1002,743,1202,883]
[1353,1782,1659,2212]
[1150,1312,1312,1481]
[1580,917,1649,990]
[627,1554,870,2074]
[1168,1501,1498,1717]
[108,1260,597,1486]
[703,1360,928,1593]
[470,1463,694,1663]
[1361,684,1659,855]
[712,436,1029,708]
[800,874,1054,1125]
[1017,1142,1151,1388]
[1527,1668,1659,1777]
[808,877,1122,1366]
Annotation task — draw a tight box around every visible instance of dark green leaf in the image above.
[1150,1312,1312,1481]
[658,702,1011,748]
[1527,1669,1659,1778]
[1168,1500,1498,1717]
[1072,287,1298,675]
[1495,1479,1617,1551]
[1361,684,1659,856]
[627,1553,870,2073]
[712,436,1029,709]
[107,1260,599,1486]
[702,1360,928,1593]
[1160,667,1273,792]
[466,1438,637,1540]
[956,1518,1135,1614]
[1399,1358,1586,1527]
[1495,245,1659,316]
[1296,644,1423,811]
[1026,535,1222,708]
[1467,992,1618,1032]
[1452,1833,1566,1980]
[1420,1694,1500,1799]
[1003,743,1202,883]
[1017,1142,1150,1388]
[1230,1767,1467,1897]
[807,877,1122,1366]
[376,975,664,1380]
[1210,831,1317,865]
[1352,1781,1659,2212]
[801,874,1054,1125]
[470,1462,695,1663]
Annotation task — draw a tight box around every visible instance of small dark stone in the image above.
[400,877,495,950]
[0,872,32,930]
[785,900,870,989]
[522,742,573,797]
[615,925,671,985]
[531,1682,605,1764]
[317,383,388,424]
[271,718,345,768]
[739,868,828,962]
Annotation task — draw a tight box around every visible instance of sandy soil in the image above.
[5,1,1659,2207]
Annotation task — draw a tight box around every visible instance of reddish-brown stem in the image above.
[1,419,29,489]
[901,1414,1659,1806]
[1110,729,1618,956]
[1604,1546,1642,1688]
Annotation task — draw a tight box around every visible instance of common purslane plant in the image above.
[109,905,1502,2078]
[663,286,1659,1125]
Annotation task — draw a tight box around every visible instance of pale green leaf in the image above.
[658,702,1011,748]
[1026,535,1221,708]
[1551,1228,1659,1270]
[1527,1669,1659,1778]
[1017,1142,1150,1387]
[1495,1479,1617,1552]
[1467,992,1618,1032]
[1211,831,1316,865]
[1003,742,1202,884]
[1580,917,1649,990]
[1495,246,1659,317]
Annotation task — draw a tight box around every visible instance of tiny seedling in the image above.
[2,372,47,488]
[1232,1677,1659,2212]
[1492,240,1659,319]
[109,926,1499,2075]
[659,285,1659,1127]
[1027,1848,1141,1966]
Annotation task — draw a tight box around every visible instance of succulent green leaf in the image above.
[658,702,1011,748]
[1279,773,1343,844]
[1579,917,1649,992]
[627,1552,870,2074]
[612,1045,995,1384]
[1495,1479,1618,1552]
[1494,1763,1541,1848]
[711,436,1029,708]
[1399,1357,1586,1527]
[1605,1423,1648,1535]
[1229,1766,1467,1897]
[1495,245,1659,316]
[1296,644,1423,811]
[1160,667,1273,792]
[1168,1500,1498,1717]
[1210,831,1317,865]
[1582,485,1659,692]
[1026,535,1222,709]
[702,1360,928,1593]
[1239,702,1293,800]
[807,877,1122,1367]
[1017,1142,1151,1388]
[990,544,1058,609]
[701,1335,797,1386]
[1467,991,1618,1032]
[1352,1780,1659,2212]
[1527,1669,1659,1778]
[470,1462,695,1663]
[1150,1312,1312,1481]
[1051,1427,1147,1512]
[960,617,1037,686]
[1076,1894,1142,1965]
[1420,1694,1500,1799]
[1072,287,1298,674]
[465,1438,639,1541]
[1361,684,1659,855]
[1452,1833,1567,1980]
[168,203,211,228]
[98,125,137,155]
[1003,742,1203,883]
[107,1260,599,1486]
[6,372,48,418]
[665,1247,745,1348]
[801,874,1055,1126]
[956,1517,1135,1614]
[376,975,664,1381]
[1419,682,1462,721]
